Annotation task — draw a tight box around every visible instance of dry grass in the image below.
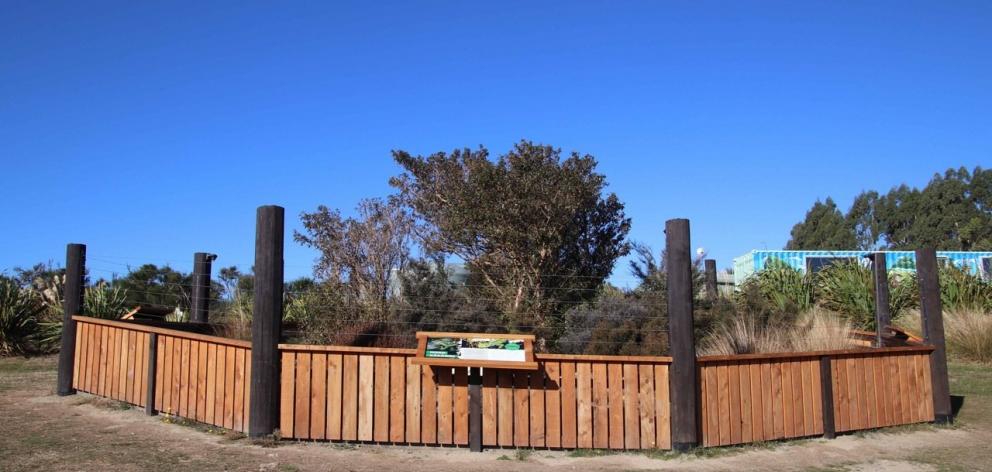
[897,308,992,363]
[700,308,857,355]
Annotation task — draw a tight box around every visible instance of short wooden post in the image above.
[190,252,216,323]
[468,367,482,452]
[666,218,699,451]
[916,248,952,424]
[870,253,891,347]
[57,243,86,396]
[819,355,836,439]
[249,205,285,438]
[146,333,158,415]
[704,259,718,300]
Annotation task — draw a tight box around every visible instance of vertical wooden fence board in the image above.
[717,363,731,445]
[560,362,577,448]
[496,370,512,446]
[179,339,190,418]
[781,361,795,438]
[98,326,109,397]
[88,324,99,393]
[699,364,709,446]
[195,341,208,422]
[529,368,545,448]
[224,345,236,429]
[357,355,374,441]
[920,354,934,421]
[889,355,903,425]
[575,363,593,448]
[809,359,823,434]
[205,343,216,425]
[607,363,624,449]
[190,341,201,419]
[772,362,785,439]
[512,371,529,447]
[622,363,640,449]
[863,356,877,429]
[75,323,85,391]
[154,332,164,411]
[728,362,742,444]
[373,356,390,442]
[405,358,421,443]
[482,369,497,446]
[454,367,469,445]
[420,365,437,444]
[110,328,121,400]
[243,347,251,427]
[215,344,228,426]
[654,364,671,450]
[327,354,343,440]
[390,357,406,443]
[73,322,82,388]
[591,363,609,449]
[832,358,847,432]
[791,361,804,437]
[748,362,764,441]
[544,362,562,448]
[310,354,327,440]
[853,357,867,430]
[171,336,183,416]
[341,355,359,441]
[638,364,656,449]
[437,367,453,445]
[293,352,311,439]
[280,352,295,436]
[739,361,753,444]
[704,364,719,445]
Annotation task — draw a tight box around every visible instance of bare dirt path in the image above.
[2,356,990,472]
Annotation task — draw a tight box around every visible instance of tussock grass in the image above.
[700,308,857,355]
[898,308,992,363]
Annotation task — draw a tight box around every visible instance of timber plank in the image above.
[705,364,720,445]
[205,343,216,426]
[373,356,390,442]
[607,363,624,449]
[801,360,814,436]
[575,363,593,448]
[437,367,453,445]
[791,360,804,437]
[195,341,208,422]
[341,355,359,441]
[294,350,311,437]
[834,358,848,432]
[810,358,823,434]
[545,362,562,448]
[592,363,609,449]
[739,361,753,444]
[224,345,236,429]
[73,322,82,389]
[154,332,164,411]
[749,362,764,441]
[902,354,918,423]
[405,357,421,443]
[357,355,374,441]
[654,364,671,450]
[772,361,784,439]
[729,362,742,445]
[421,365,437,444]
[171,336,182,416]
[513,371,529,447]
[180,339,190,418]
[280,352,295,437]
[863,356,877,428]
[623,363,640,449]
[497,370,512,446]
[529,367,545,448]
[390,356,406,443]
[310,354,327,440]
[890,354,904,425]
[781,360,795,438]
[638,364,656,449]
[873,355,888,427]
[482,368,497,446]
[454,367,469,445]
[110,328,121,400]
[560,362,577,448]
[188,341,199,418]
[327,354,343,440]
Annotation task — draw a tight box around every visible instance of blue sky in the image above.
[2,1,989,287]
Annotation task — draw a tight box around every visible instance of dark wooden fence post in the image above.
[819,355,836,439]
[704,259,718,300]
[916,248,952,424]
[666,218,699,451]
[468,367,482,452]
[146,333,158,415]
[190,252,216,323]
[870,252,891,347]
[249,205,285,438]
[57,243,86,396]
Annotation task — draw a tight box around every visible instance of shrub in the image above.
[897,308,992,363]
[739,259,813,314]
[939,265,992,312]
[814,260,918,330]
[699,308,857,355]
[0,276,45,355]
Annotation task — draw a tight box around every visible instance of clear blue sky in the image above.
[2,1,989,287]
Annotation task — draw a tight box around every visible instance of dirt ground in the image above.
[2,356,991,472]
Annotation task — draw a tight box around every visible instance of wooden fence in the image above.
[277,347,673,449]
[73,316,253,433]
[697,346,934,447]
[73,316,938,451]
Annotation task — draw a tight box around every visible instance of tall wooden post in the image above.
[468,367,482,452]
[666,219,699,451]
[190,252,215,323]
[704,259,718,300]
[819,356,836,439]
[146,333,158,415]
[249,205,285,437]
[870,252,891,347]
[57,243,86,396]
[916,248,952,424]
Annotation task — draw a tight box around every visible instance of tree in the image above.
[786,197,859,250]
[295,197,415,322]
[390,140,631,340]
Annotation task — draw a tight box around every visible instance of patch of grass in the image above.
[496,454,511,460]
[514,449,533,461]
[72,396,131,411]
[643,440,784,461]
[568,448,617,457]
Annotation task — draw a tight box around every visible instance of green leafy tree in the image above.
[785,198,858,249]
[390,140,631,340]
